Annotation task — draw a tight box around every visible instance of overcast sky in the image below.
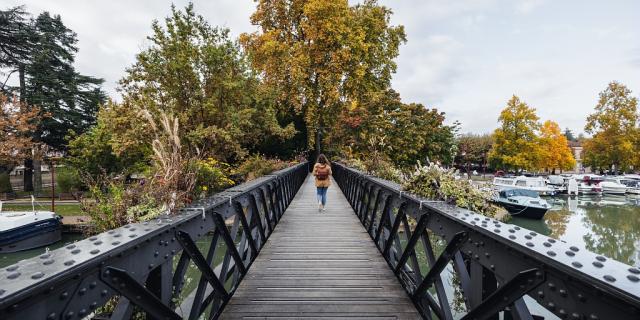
[5,0,640,134]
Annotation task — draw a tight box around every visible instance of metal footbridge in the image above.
[0,162,639,319]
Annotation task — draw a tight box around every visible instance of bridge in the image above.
[0,161,639,319]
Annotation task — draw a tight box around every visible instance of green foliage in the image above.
[116,4,293,162]
[0,172,12,193]
[403,163,504,220]
[193,158,235,195]
[455,133,492,170]
[56,166,82,193]
[235,154,290,181]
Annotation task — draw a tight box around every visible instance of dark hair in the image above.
[317,154,328,164]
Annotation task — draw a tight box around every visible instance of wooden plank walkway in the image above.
[220,176,421,319]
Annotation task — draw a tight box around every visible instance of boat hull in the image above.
[0,218,62,253]
[493,201,548,219]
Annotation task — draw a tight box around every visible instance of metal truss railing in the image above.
[332,162,640,320]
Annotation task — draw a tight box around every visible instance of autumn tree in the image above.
[537,120,576,173]
[0,94,41,172]
[583,81,638,173]
[241,0,406,151]
[489,95,541,171]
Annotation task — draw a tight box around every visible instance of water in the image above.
[510,194,640,267]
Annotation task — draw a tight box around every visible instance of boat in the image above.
[0,201,62,253]
[573,174,603,195]
[600,177,628,195]
[492,188,551,219]
[623,180,640,195]
[492,176,555,195]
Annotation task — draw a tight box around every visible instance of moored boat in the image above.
[0,209,62,253]
[492,188,551,219]
[492,176,555,195]
[600,178,628,195]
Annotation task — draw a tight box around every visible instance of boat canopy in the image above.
[499,188,540,198]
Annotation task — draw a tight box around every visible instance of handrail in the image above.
[332,162,640,320]
[0,162,309,320]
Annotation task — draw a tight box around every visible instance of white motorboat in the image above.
[0,200,62,253]
[600,178,628,195]
[622,179,640,194]
[573,174,603,195]
[492,176,555,195]
[492,189,551,219]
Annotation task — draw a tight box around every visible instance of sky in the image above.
[4,0,640,134]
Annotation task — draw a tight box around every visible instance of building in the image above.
[568,141,586,173]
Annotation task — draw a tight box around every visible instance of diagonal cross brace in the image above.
[394,213,430,274]
[213,213,248,275]
[461,268,545,320]
[100,267,181,320]
[412,231,469,300]
[175,230,228,300]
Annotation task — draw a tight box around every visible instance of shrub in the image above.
[194,158,235,196]
[56,166,82,193]
[402,162,506,221]
[0,172,12,193]
[236,154,290,182]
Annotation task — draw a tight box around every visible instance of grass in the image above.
[1,203,83,216]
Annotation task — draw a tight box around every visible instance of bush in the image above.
[193,158,235,196]
[236,154,290,182]
[56,167,83,193]
[402,162,506,220]
[0,172,12,193]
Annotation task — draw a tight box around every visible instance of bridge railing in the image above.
[0,161,308,320]
[332,162,640,320]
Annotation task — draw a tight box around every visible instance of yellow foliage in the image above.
[537,120,576,171]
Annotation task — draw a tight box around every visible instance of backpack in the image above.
[316,165,329,181]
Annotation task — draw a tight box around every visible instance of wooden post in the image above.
[50,159,55,213]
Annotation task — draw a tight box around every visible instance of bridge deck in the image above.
[220,176,421,319]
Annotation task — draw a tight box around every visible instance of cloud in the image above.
[514,0,547,14]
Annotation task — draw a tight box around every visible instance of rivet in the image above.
[548,283,556,290]
[543,242,551,247]
[6,265,19,272]
[571,313,581,319]
[79,288,87,295]
[89,236,98,241]
[91,249,100,254]
[627,275,640,282]
[94,241,103,245]
[509,235,516,240]
[525,235,532,240]
[31,272,44,279]
[592,261,603,268]
[628,268,640,274]
[112,241,120,245]
[90,302,98,309]
[101,289,108,297]
[65,311,74,319]
[548,238,556,243]
[494,229,500,233]
[71,249,81,254]
[565,251,575,257]
[595,256,606,262]
[66,244,76,250]
[79,309,87,316]
[537,291,544,298]
[577,293,586,302]
[547,302,555,310]
[7,272,20,279]
[526,242,534,247]
[603,275,616,282]
[39,253,51,259]
[60,292,68,300]
[572,261,583,268]
[570,246,579,252]
[514,226,520,230]
[89,281,97,289]
[559,289,567,297]
[64,260,75,266]
[47,313,56,320]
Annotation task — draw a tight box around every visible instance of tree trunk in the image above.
[33,159,42,195]
[23,159,33,192]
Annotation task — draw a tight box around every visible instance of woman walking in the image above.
[312,154,332,212]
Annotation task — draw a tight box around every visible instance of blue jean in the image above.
[316,187,328,206]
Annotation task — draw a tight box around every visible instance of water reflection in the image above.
[511,194,640,267]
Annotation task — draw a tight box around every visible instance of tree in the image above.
[583,81,638,173]
[538,120,575,173]
[0,6,34,95]
[563,128,575,142]
[240,0,406,150]
[0,93,41,172]
[488,95,541,171]
[69,4,294,178]
[455,133,493,172]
